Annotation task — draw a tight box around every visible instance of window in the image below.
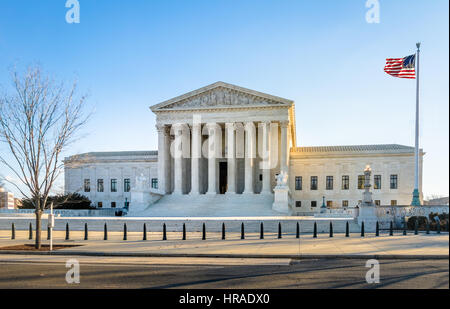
[326,176,333,190]
[375,200,381,206]
[295,176,302,190]
[111,202,116,208]
[311,201,317,207]
[310,176,318,190]
[124,178,130,192]
[374,175,381,189]
[358,175,365,189]
[326,201,333,208]
[390,174,398,189]
[151,178,158,189]
[342,175,349,190]
[97,202,102,208]
[342,200,349,207]
[390,200,397,206]
[295,201,302,208]
[84,179,90,192]
[97,179,104,192]
[111,179,117,192]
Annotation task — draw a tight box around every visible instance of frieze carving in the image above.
[162,87,285,109]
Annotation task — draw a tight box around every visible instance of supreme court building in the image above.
[64,82,423,216]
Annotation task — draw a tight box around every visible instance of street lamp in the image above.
[320,196,327,213]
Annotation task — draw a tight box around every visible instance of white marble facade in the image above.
[64,82,423,215]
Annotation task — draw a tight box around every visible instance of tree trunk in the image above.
[35,209,42,249]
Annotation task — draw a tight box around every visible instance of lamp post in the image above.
[320,196,327,213]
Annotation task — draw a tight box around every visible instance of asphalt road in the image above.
[0,257,447,289]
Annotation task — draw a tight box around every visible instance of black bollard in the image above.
[104,223,108,240]
[241,223,245,240]
[414,219,418,235]
[296,222,300,239]
[202,223,206,240]
[162,223,167,240]
[345,221,349,237]
[313,222,317,238]
[446,221,449,232]
[361,222,365,237]
[376,221,379,237]
[437,221,441,234]
[47,225,50,240]
[222,223,226,240]
[11,223,15,240]
[278,222,282,239]
[426,220,430,234]
[123,223,127,240]
[65,223,70,240]
[29,223,33,240]
[403,224,407,236]
[329,222,333,238]
[389,221,393,236]
[260,222,264,239]
[143,223,147,241]
[182,223,186,240]
[84,223,88,240]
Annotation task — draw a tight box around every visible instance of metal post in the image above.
[84,223,88,240]
[313,222,317,238]
[222,223,225,240]
[202,223,206,240]
[376,221,379,237]
[329,222,333,238]
[240,223,245,240]
[162,223,167,240]
[260,222,264,239]
[345,221,349,237]
[143,223,147,241]
[182,223,186,240]
[11,223,15,240]
[278,222,282,239]
[296,222,300,239]
[361,221,365,237]
[411,42,421,206]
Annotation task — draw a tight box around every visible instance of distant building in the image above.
[0,187,15,209]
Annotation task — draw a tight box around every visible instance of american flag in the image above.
[384,54,416,79]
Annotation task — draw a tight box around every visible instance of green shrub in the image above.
[20,193,94,210]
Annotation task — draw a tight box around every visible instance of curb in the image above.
[0,250,448,260]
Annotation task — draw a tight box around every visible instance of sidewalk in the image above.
[0,232,448,259]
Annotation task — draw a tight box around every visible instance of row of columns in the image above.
[157,121,289,195]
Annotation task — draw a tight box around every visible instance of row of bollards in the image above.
[9,219,448,241]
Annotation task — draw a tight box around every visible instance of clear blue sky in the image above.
[0,0,448,197]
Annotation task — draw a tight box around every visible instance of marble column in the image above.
[243,121,255,194]
[172,123,184,195]
[225,122,236,194]
[280,121,289,174]
[261,121,272,194]
[190,123,201,195]
[206,123,218,195]
[156,124,171,194]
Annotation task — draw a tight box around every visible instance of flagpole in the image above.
[411,42,421,206]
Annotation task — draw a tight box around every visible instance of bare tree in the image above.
[0,66,89,249]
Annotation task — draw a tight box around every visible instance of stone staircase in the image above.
[129,193,279,217]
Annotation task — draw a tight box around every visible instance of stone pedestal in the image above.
[357,205,378,232]
[272,187,291,214]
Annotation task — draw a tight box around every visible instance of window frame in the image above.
[310,176,318,190]
[84,179,90,192]
[124,178,131,192]
[326,176,333,190]
[342,175,349,190]
[390,174,398,189]
[97,179,104,192]
[110,179,117,192]
[295,176,302,191]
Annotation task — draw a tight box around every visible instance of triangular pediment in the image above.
[150,82,293,111]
